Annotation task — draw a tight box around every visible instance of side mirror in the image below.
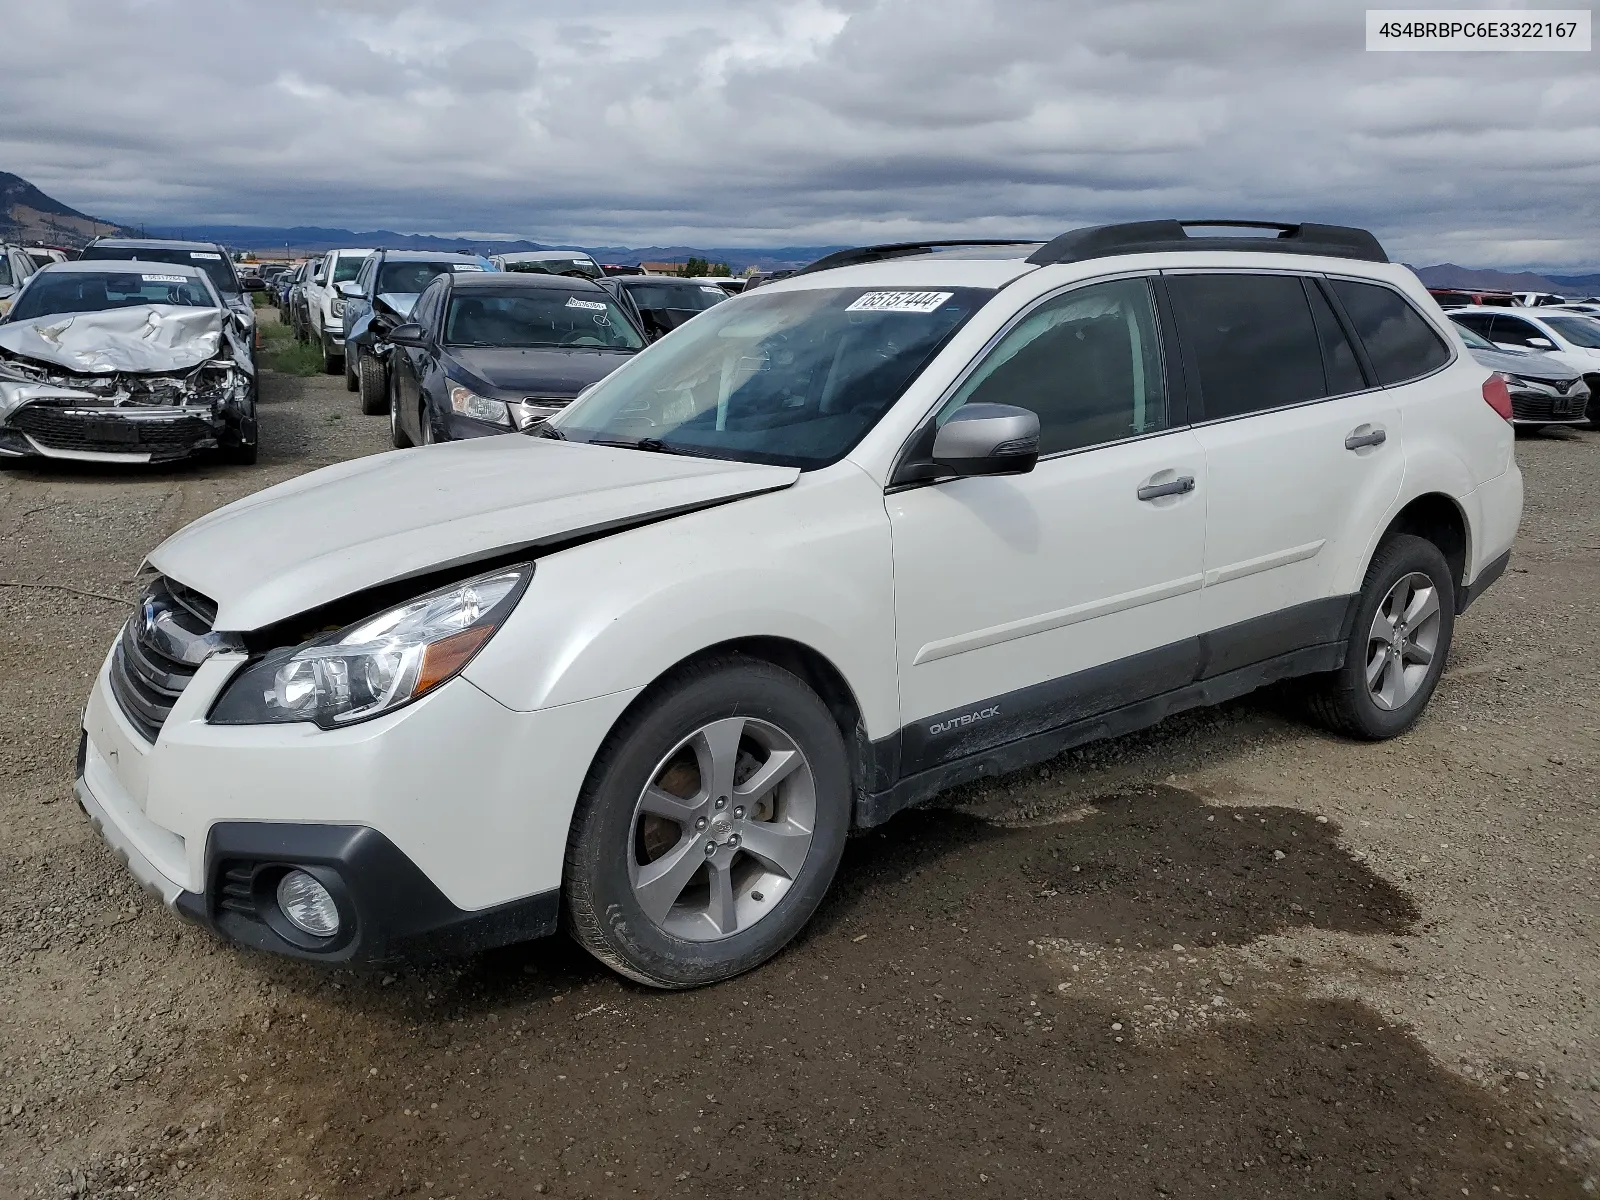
[337,281,362,298]
[1527,336,1556,350]
[313,272,326,285]
[388,322,428,348]
[242,276,266,292]
[931,403,1040,477]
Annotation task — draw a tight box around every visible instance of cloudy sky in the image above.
[2,0,1597,268]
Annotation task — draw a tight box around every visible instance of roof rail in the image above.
[794,239,1037,277]
[1026,220,1388,266]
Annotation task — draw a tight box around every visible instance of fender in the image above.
[462,465,902,742]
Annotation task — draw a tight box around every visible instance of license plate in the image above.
[85,419,139,444]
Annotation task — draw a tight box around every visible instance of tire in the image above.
[419,400,439,445]
[564,656,851,989]
[320,332,342,376]
[1303,533,1455,740]
[345,347,360,393]
[359,352,387,415]
[218,406,258,465]
[388,372,412,448]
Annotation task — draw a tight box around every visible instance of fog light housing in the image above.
[276,870,340,938]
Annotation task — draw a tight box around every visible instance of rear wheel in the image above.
[359,352,387,414]
[388,372,412,448]
[564,657,850,988]
[1303,534,1455,740]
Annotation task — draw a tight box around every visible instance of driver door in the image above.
[888,276,1207,775]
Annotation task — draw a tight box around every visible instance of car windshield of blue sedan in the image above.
[8,271,215,321]
[445,291,646,350]
[548,286,990,468]
[379,261,483,295]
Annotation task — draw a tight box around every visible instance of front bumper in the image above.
[77,641,640,964]
[0,404,230,463]
[1508,381,1589,425]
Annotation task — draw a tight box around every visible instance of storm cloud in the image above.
[1,0,1596,267]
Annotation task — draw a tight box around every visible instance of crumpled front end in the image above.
[0,306,255,463]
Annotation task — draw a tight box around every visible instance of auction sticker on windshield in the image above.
[142,274,189,284]
[565,297,608,311]
[189,252,222,260]
[846,291,954,313]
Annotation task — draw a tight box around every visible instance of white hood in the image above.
[148,436,799,630]
[0,306,224,374]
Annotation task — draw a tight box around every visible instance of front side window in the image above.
[1329,279,1451,384]
[550,286,989,468]
[1539,315,1600,350]
[939,277,1169,455]
[8,271,215,321]
[445,291,645,351]
[1167,273,1326,418]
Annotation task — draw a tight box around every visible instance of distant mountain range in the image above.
[5,169,1599,286]
[1411,263,1600,296]
[136,223,844,272]
[0,171,126,246]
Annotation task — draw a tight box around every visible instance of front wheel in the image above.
[388,372,412,448]
[359,352,387,415]
[564,657,851,988]
[320,332,342,376]
[1303,533,1455,740]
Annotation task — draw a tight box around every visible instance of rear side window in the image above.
[1329,279,1451,385]
[1306,284,1366,395]
[1166,274,1326,419]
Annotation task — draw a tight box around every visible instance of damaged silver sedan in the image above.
[0,261,257,465]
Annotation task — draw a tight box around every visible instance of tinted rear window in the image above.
[1166,274,1326,419]
[1329,280,1451,385]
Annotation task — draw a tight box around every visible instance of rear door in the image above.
[1168,272,1406,668]
[888,275,1208,774]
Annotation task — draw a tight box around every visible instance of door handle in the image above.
[1137,475,1196,502]
[1344,426,1387,450]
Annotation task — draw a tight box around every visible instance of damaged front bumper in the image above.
[0,306,255,463]
[0,374,252,464]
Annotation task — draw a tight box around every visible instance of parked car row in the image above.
[1446,306,1600,427]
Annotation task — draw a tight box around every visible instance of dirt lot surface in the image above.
[1,347,1597,1199]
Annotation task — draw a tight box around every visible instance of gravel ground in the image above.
[0,348,1596,1199]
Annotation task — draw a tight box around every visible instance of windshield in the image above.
[79,245,240,296]
[622,280,730,313]
[446,290,644,350]
[548,286,989,468]
[1451,322,1497,352]
[502,256,603,281]
[379,260,480,296]
[1541,315,1600,349]
[8,270,215,321]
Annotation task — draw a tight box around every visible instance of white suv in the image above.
[303,247,374,374]
[77,220,1521,986]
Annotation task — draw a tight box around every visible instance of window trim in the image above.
[886,269,1186,492]
[1160,268,1458,430]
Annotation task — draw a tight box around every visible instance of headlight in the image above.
[330,297,345,318]
[209,565,531,728]
[449,384,511,426]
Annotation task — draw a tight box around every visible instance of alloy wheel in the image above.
[628,716,816,942]
[1365,571,1441,710]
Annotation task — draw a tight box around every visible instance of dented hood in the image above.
[0,305,226,374]
[148,435,799,630]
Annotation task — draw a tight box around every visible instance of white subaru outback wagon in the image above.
[79,220,1522,987]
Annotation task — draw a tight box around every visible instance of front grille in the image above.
[108,577,219,743]
[1510,391,1589,422]
[11,406,216,455]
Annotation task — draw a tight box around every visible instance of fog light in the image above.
[276,870,340,938]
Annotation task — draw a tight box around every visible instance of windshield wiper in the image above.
[534,424,565,440]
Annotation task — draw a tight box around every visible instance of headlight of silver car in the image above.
[209,565,531,728]
[449,384,511,426]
